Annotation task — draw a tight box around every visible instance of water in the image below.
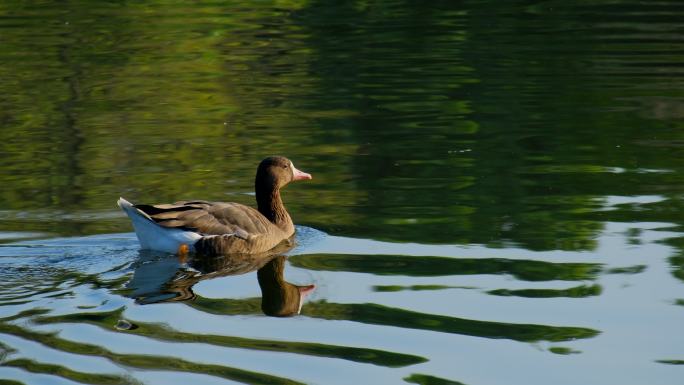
[1,1,684,384]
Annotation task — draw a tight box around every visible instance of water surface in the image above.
[1,1,684,384]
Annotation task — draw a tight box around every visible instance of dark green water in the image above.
[1,1,684,384]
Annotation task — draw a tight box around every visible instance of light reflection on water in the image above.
[0,221,682,384]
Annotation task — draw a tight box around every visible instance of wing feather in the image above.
[134,201,276,238]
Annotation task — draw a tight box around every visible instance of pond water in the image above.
[1,1,684,384]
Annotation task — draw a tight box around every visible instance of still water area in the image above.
[1,1,684,384]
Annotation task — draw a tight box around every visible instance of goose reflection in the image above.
[125,247,315,317]
[258,256,315,317]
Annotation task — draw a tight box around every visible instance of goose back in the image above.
[134,200,292,254]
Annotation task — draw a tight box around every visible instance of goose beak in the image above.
[297,284,316,313]
[299,284,316,296]
[292,164,312,181]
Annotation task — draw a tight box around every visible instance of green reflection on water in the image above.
[0,380,25,385]
[0,320,305,385]
[605,265,647,275]
[668,255,684,283]
[373,285,471,292]
[35,308,427,368]
[302,302,599,343]
[290,254,602,281]
[2,359,132,385]
[153,295,599,343]
[656,360,684,365]
[1,0,682,256]
[488,284,602,298]
[404,373,466,385]
[549,347,581,355]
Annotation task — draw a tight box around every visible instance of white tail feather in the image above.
[118,197,201,253]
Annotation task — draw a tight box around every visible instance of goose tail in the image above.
[118,197,201,253]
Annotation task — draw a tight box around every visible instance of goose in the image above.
[118,156,312,255]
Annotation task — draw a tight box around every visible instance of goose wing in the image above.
[134,200,274,237]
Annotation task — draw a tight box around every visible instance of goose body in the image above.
[118,156,312,255]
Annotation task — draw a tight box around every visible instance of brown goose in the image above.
[118,156,312,255]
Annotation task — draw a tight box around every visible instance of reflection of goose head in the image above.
[258,256,315,317]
